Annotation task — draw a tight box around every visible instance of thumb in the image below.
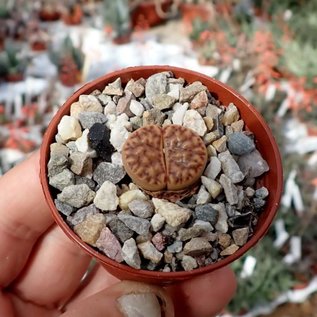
[60,281,175,317]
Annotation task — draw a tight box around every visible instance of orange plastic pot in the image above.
[40,65,283,285]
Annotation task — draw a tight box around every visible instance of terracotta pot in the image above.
[39,10,61,22]
[131,1,172,29]
[40,65,283,285]
[58,70,82,87]
[31,41,47,52]
[6,73,24,82]
[112,33,131,45]
[63,5,83,25]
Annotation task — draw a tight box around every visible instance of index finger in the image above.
[0,151,53,287]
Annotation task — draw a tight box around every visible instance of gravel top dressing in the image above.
[47,71,269,272]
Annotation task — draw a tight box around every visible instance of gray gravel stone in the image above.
[118,213,151,235]
[97,93,112,106]
[225,204,237,217]
[181,255,198,271]
[67,204,99,226]
[219,174,238,205]
[221,103,239,126]
[178,226,205,241]
[213,202,229,233]
[238,150,269,177]
[206,104,222,119]
[183,237,212,257]
[122,238,141,269]
[194,220,213,232]
[116,91,134,116]
[103,78,124,96]
[152,198,192,227]
[167,240,183,253]
[55,199,75,216]
[130,116,143,129]
[138,241,163,264]
[69,152,92,176]
[108,217,134,243]
[93,162,126,186]
[125,78,145,97]
[57,184,95,208]
[96,227,123,262]
[253,197,266,209]
[50,143,69,158]
[128,200,154,218]
[78,112,107,129]
[204,156,221,180]
[245,187,255,197]
[150,214,165,232]
[196,185,211,205]
[48,155,68,177]
[142,108,166,126]
[49,168,75,191]
[255,186,269,199]
[218,150,244,184]
[75,176,96,190]
[232,227,249,246]
[180,82,207,102]
[145,73,168,101]
[66,141,78,153]
[201,176,222,199]
[195,204,219,225]
[227,132,255,156]
[152,94,176,110]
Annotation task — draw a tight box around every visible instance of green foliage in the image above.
[281,40,317,85]
[229,237,295,313]
[189,17,209,41]
[50,36,85,71]
[0,44,27,77]
[103,0,131,37]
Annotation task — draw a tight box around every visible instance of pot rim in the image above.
[40,65,283,281]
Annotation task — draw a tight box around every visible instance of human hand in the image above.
[0,152,236,317]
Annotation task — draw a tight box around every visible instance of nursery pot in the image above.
[40,65,283,285]
[39,10,61,22]
[131,1,172,29]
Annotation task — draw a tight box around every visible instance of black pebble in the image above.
[228,212,253,228]
[88,123,114,161]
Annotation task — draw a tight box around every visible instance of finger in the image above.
[12,225,91,308]
[67,264,119,306]
[0,291,15,317]
[0,151,53,287]
[1,292,57,317]
[167,266,236,317]
[62,281,174,317]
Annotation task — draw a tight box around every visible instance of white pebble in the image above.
[172,103,188,125]
[129,100,144,116]
[183,109,207,136]
[104,100,117,115]
[57,115,82,142]
[94,181,119,211]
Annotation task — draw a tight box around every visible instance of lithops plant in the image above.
[122,124,208,201]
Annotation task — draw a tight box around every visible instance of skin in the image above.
[0,152,236,317]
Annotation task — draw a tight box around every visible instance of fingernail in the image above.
[117,293,162,317]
